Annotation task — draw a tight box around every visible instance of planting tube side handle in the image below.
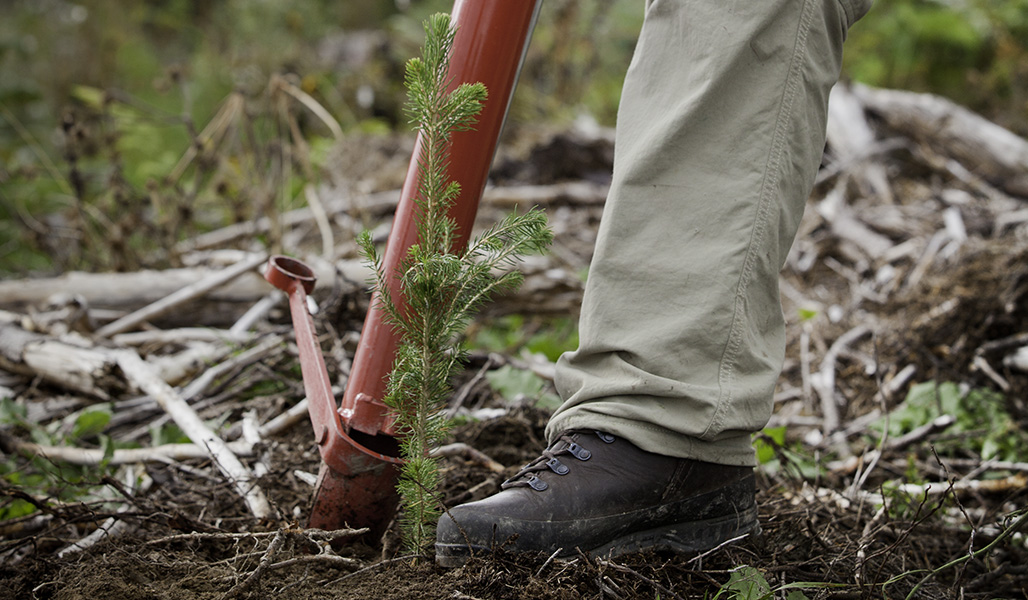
[264,256,402,474]
[265,255,401,533]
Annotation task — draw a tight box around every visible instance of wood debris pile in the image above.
[1,83,1027,597]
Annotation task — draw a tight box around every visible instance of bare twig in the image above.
[249,401,307,443]
[145,527,368,546]
[812,324,872,437]
[430,442,505,473]
[55,468,153,558]
[9,438,255,465]
[221,529,286,599]
[596,558,685,600]
[96,253,268,337]
[229,291,283,336]
[114,349,275,520]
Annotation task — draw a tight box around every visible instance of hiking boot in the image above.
[435,430,759,567]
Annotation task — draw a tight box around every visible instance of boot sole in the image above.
[435,505,760,567]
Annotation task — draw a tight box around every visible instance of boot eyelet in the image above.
[567,442,591,460]
[527,475,549,491]
[546,457,570,475]
[596,431,616,443]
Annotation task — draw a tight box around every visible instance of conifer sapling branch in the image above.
[357,13,553,555]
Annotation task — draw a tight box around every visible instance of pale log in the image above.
[114,349,275,520]
[0,323,122,399]
[853,83,1028,196]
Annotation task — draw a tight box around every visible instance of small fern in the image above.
[357,12,553,555]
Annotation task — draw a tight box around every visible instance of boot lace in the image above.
[501,431,612,492]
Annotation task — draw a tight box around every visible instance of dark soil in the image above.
[2,402,1025,599]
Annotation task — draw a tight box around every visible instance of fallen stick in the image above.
[174,189,397,255]
[8,438,255,465]
[1,255,578,327]
[113,349,275,520]
[825,82,893,202]
[939,457,1028,474]
[180,335,284,401]
[430,442,505,473]
[96,253,268,337]
[113,327,250,346]
[55,467,153,559]
[145,527,369,546]
[172,182,606,257]
[812,324,872,436]
[829,414,957,476]
[229,291,283,336]
[113,335,284,438]
[853,83,1028,196]
[147,342,233,387]
[0,323,123,399]
[259,397,310,438]
[893,473,1028,498]
[221,530,286,600]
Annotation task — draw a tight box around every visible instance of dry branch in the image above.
[0,255,582,327]
[0,323,122,399]
[430,442,505,473]
[95,253,268,337]
[113,349,274,520]
[825,83,893,202]
[853,83,1028,196]
[812,324,872,436]
[0,267,272,325]
[7,438,255,465]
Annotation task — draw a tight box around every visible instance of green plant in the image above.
[484,364,561,412]
[752,426,825,481]
[469,314,579,362]
[358,13,552,555]
[873,381,1028,463]
[0,397,123,521]
[711,565,842,600]
[845,0,1028,135]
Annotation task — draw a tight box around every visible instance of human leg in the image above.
[548,0,872,465]
[437,0,872,564]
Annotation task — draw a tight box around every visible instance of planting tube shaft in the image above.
[341,0,543,437]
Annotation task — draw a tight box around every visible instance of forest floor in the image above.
[2,91,1028,599]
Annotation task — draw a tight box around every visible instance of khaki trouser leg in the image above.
[547,0,873,466]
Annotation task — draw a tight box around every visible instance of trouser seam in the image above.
[704,0,817,440]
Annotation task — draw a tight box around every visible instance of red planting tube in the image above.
[341,0,542,437]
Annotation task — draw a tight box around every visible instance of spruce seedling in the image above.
[357,13,553,554]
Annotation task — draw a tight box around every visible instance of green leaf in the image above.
[150,422,190,446]
[71,85,105,109]
[0,498,38,521]
[98,434,116,469]
[725,566,771,600]
[0,396,26,424]
[72,408,111,440]
[486,365,544,400]
[754,426,786,465]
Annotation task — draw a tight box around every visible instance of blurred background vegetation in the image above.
[1,0,1026,276]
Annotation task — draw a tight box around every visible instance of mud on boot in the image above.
[435,430,760,567]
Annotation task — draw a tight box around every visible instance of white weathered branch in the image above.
[10,438,255,465]
[853,83,1028,196]
[96,253,268,337]
[113,349,274,520]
